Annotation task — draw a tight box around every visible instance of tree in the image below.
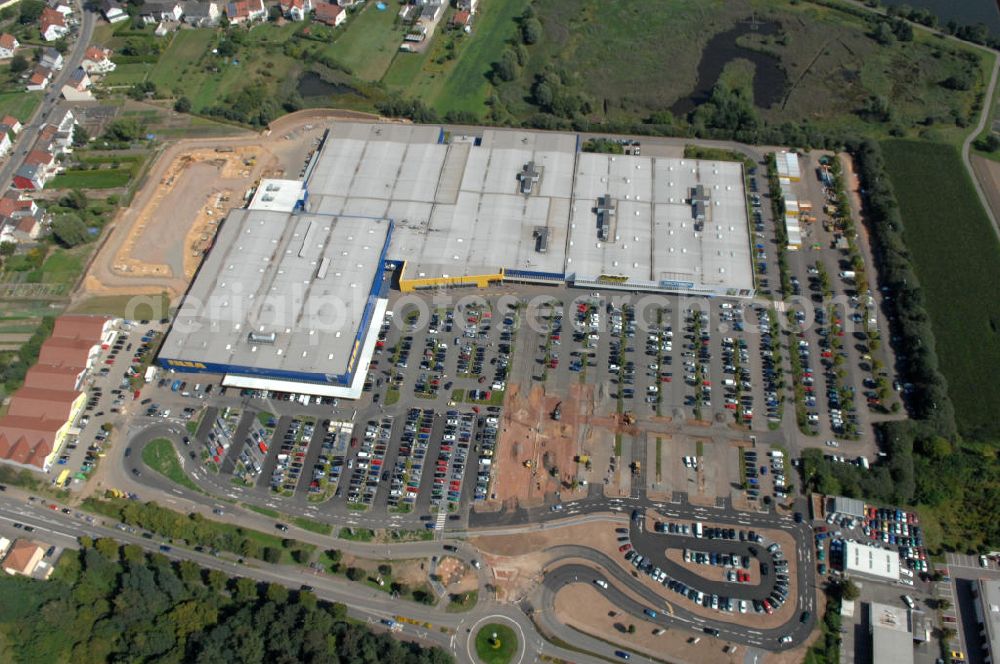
[174,96,192,114]
[0,242,15,257]
[71,125,90,148]
[839,579,860,601]
[493,48,519,82]
[974,133,1000,152]
[19,0,43,24]
[627,624,636,634]
[345,566,363,581]
[9,54,28,75]
[60,189,88,210]
[262,547,281,564]
[50,213,89,247]
[937,598,951,611]
[521,17,542,45]
[265,583,289,604]
[872,21,895,45]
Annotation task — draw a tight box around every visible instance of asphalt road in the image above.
[0,490,621,664]
[119,425,818,655]
[0,2,96,191]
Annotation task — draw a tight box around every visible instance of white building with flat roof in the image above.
[844,541,900,581]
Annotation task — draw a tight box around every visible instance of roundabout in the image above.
[468,615,524,664]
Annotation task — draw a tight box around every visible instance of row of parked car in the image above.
[346,418,391,506]
[270,418,314,493]
[391,409,433,510]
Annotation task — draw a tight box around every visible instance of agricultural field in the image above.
[323,3,405,81]
[50,169,134,190]
[0,91,41,125]
[881,139,1000,440]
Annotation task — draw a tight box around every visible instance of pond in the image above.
[297,71,357,98]
[671,20,787,117]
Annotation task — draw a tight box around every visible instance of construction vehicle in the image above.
[575,455,590,464]
[552,402,562,421]
[523,460,534,468]
[622,412,636,425]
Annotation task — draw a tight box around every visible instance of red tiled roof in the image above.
[2,540,43,575]
[24,150,53,167]
[314,3,343,24]
[53,315,109,341]
[24,364,80,392]
[28,69,50,86]
[40,7,66,29]
[1,115,19,127]
[0,315,108,469]
[0,196,33,218]
[7,387,80,420]
[14,216,37,234]
[84,46,111,61]
[0,34,17,49]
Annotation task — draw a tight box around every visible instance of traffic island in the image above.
[474,623,518,664]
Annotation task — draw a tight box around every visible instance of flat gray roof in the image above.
[305,123,753,290]
[870,602,914,664]
[162,208,390,377]
[979,578,1000,662]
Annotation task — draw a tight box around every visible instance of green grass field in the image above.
[325,3,403,81]
[141,438,204,494]
[475,624,517,664]
[881,140,1000,440]
[0,92,42,124]
[69,292,171,319]
[104,62,154,86]
[39,246,92,286]
[147,29,217,93]
[50,169,134,190]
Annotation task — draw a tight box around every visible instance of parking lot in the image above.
[119,264,894,522]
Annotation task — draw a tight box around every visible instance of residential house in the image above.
[279,0,312,21]
[1,540,44,577]
[47,0,74,16]
[26,66,53,92]
[456,0,478,13]
[224,0,266,24]
[0,33,19,59]
[450,9,471,30]
[1,116,22,134]
[62,67,92,99]
[40,7,69,41]
[1,216,43,244]
[0,316,112,471]
[182,1,221,27]
[40,47,64,71]
[81,46,115,73]
[99,0,129,23]
[44,109,76,151]
[0,192,39,220]
[13,151,57,190]
[419,0,444,24]
[0,132,10,158]
[313,2,345,26]
[335,0,360,6]
[140,0,184,23]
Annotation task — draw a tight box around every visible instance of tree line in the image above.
[0,538,452,664]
